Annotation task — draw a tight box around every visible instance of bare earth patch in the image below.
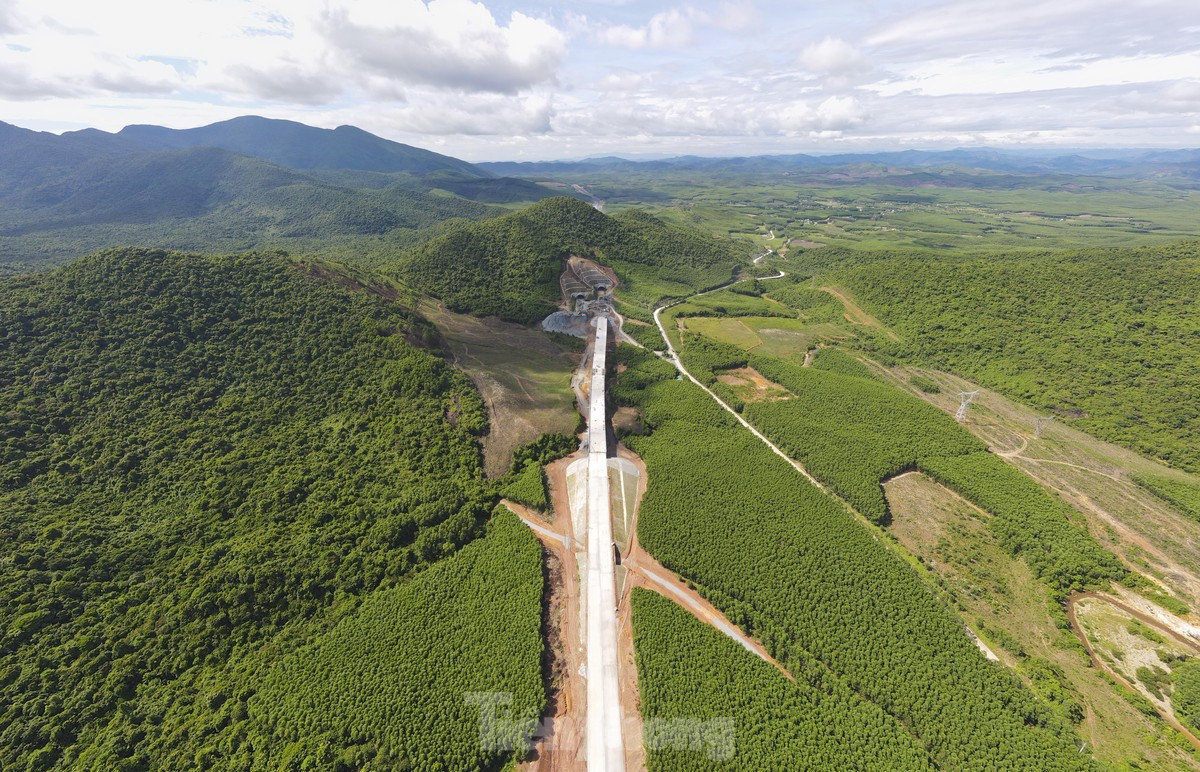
[885,472,1200,770]
[715,366,791,403]
[420,299,579,477]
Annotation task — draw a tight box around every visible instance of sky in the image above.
[1,0,1198,161]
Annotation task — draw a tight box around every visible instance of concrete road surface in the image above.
[585,317,625,771]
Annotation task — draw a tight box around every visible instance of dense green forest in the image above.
[0,248,541,769]
[394,197,747,323]
[614,346,1094,770]
[1173,660,1200,733]
[497,433,577,512]
[632,589,935,770]
[0,147,509,276]
[798,242,1200,474]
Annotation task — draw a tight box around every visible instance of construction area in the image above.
[542,257,620,339]
[514,306,790,770]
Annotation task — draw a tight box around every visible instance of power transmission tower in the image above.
[1035,416,1054,438]
[955,391,979,423]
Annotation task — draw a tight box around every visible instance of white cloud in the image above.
[799,37,862,73]
[595,3,757,50]
[592,69,651,94]
[385,91,555,135]
[0,0,567,104]
[322,0,567,94]
[867,0,1196,61]
[0,5,21,35]
[0,35,184,99]
[599,8,697,49]
[776,95,865,134]
[867,50,1200,98]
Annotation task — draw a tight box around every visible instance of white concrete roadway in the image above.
[585,316,625,771]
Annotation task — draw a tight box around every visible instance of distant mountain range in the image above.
[479,147,1200,178]
[0,116,571,273]
[5,114,1198,275]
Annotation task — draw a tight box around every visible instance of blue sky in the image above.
[2,0,1198,160]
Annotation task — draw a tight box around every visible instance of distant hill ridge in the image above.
[114,116,490,176]
[1,115,490,177]
[0,116,569,273]
[479,147,1200,177]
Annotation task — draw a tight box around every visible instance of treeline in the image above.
[498,433,578,512]
[764,283,845,321]
[394,197,746,323]
[804,241,1200,475]
[0,248,538,769]
[676,335,1124,592]
[1133,474,1200,524]
[614,346,1095,770]
[666,289,794,319]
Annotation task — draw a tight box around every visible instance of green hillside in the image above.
[0,147,504,274]
[394,196,748,323]
[0,118,581,275]
[0,248,542,769]
[117,116,489,176]
[802,241,1200,474]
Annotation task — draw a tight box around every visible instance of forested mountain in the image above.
[1,143,497,233]
[117,116,486,176]
[0,118,569,274]
[0,248,543,769]
[394,196,747,322]
[1,116,484,179]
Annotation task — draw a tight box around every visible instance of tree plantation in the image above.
[632,589,934,771]
[614,346,1094,770]
[674,334,1124,593]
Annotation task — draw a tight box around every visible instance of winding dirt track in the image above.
[1066,592,1200,752]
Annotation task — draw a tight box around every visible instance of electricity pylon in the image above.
[1035,416,1054,438]
[956,391,979,423]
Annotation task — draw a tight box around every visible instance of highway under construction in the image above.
[583,315,625,772]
